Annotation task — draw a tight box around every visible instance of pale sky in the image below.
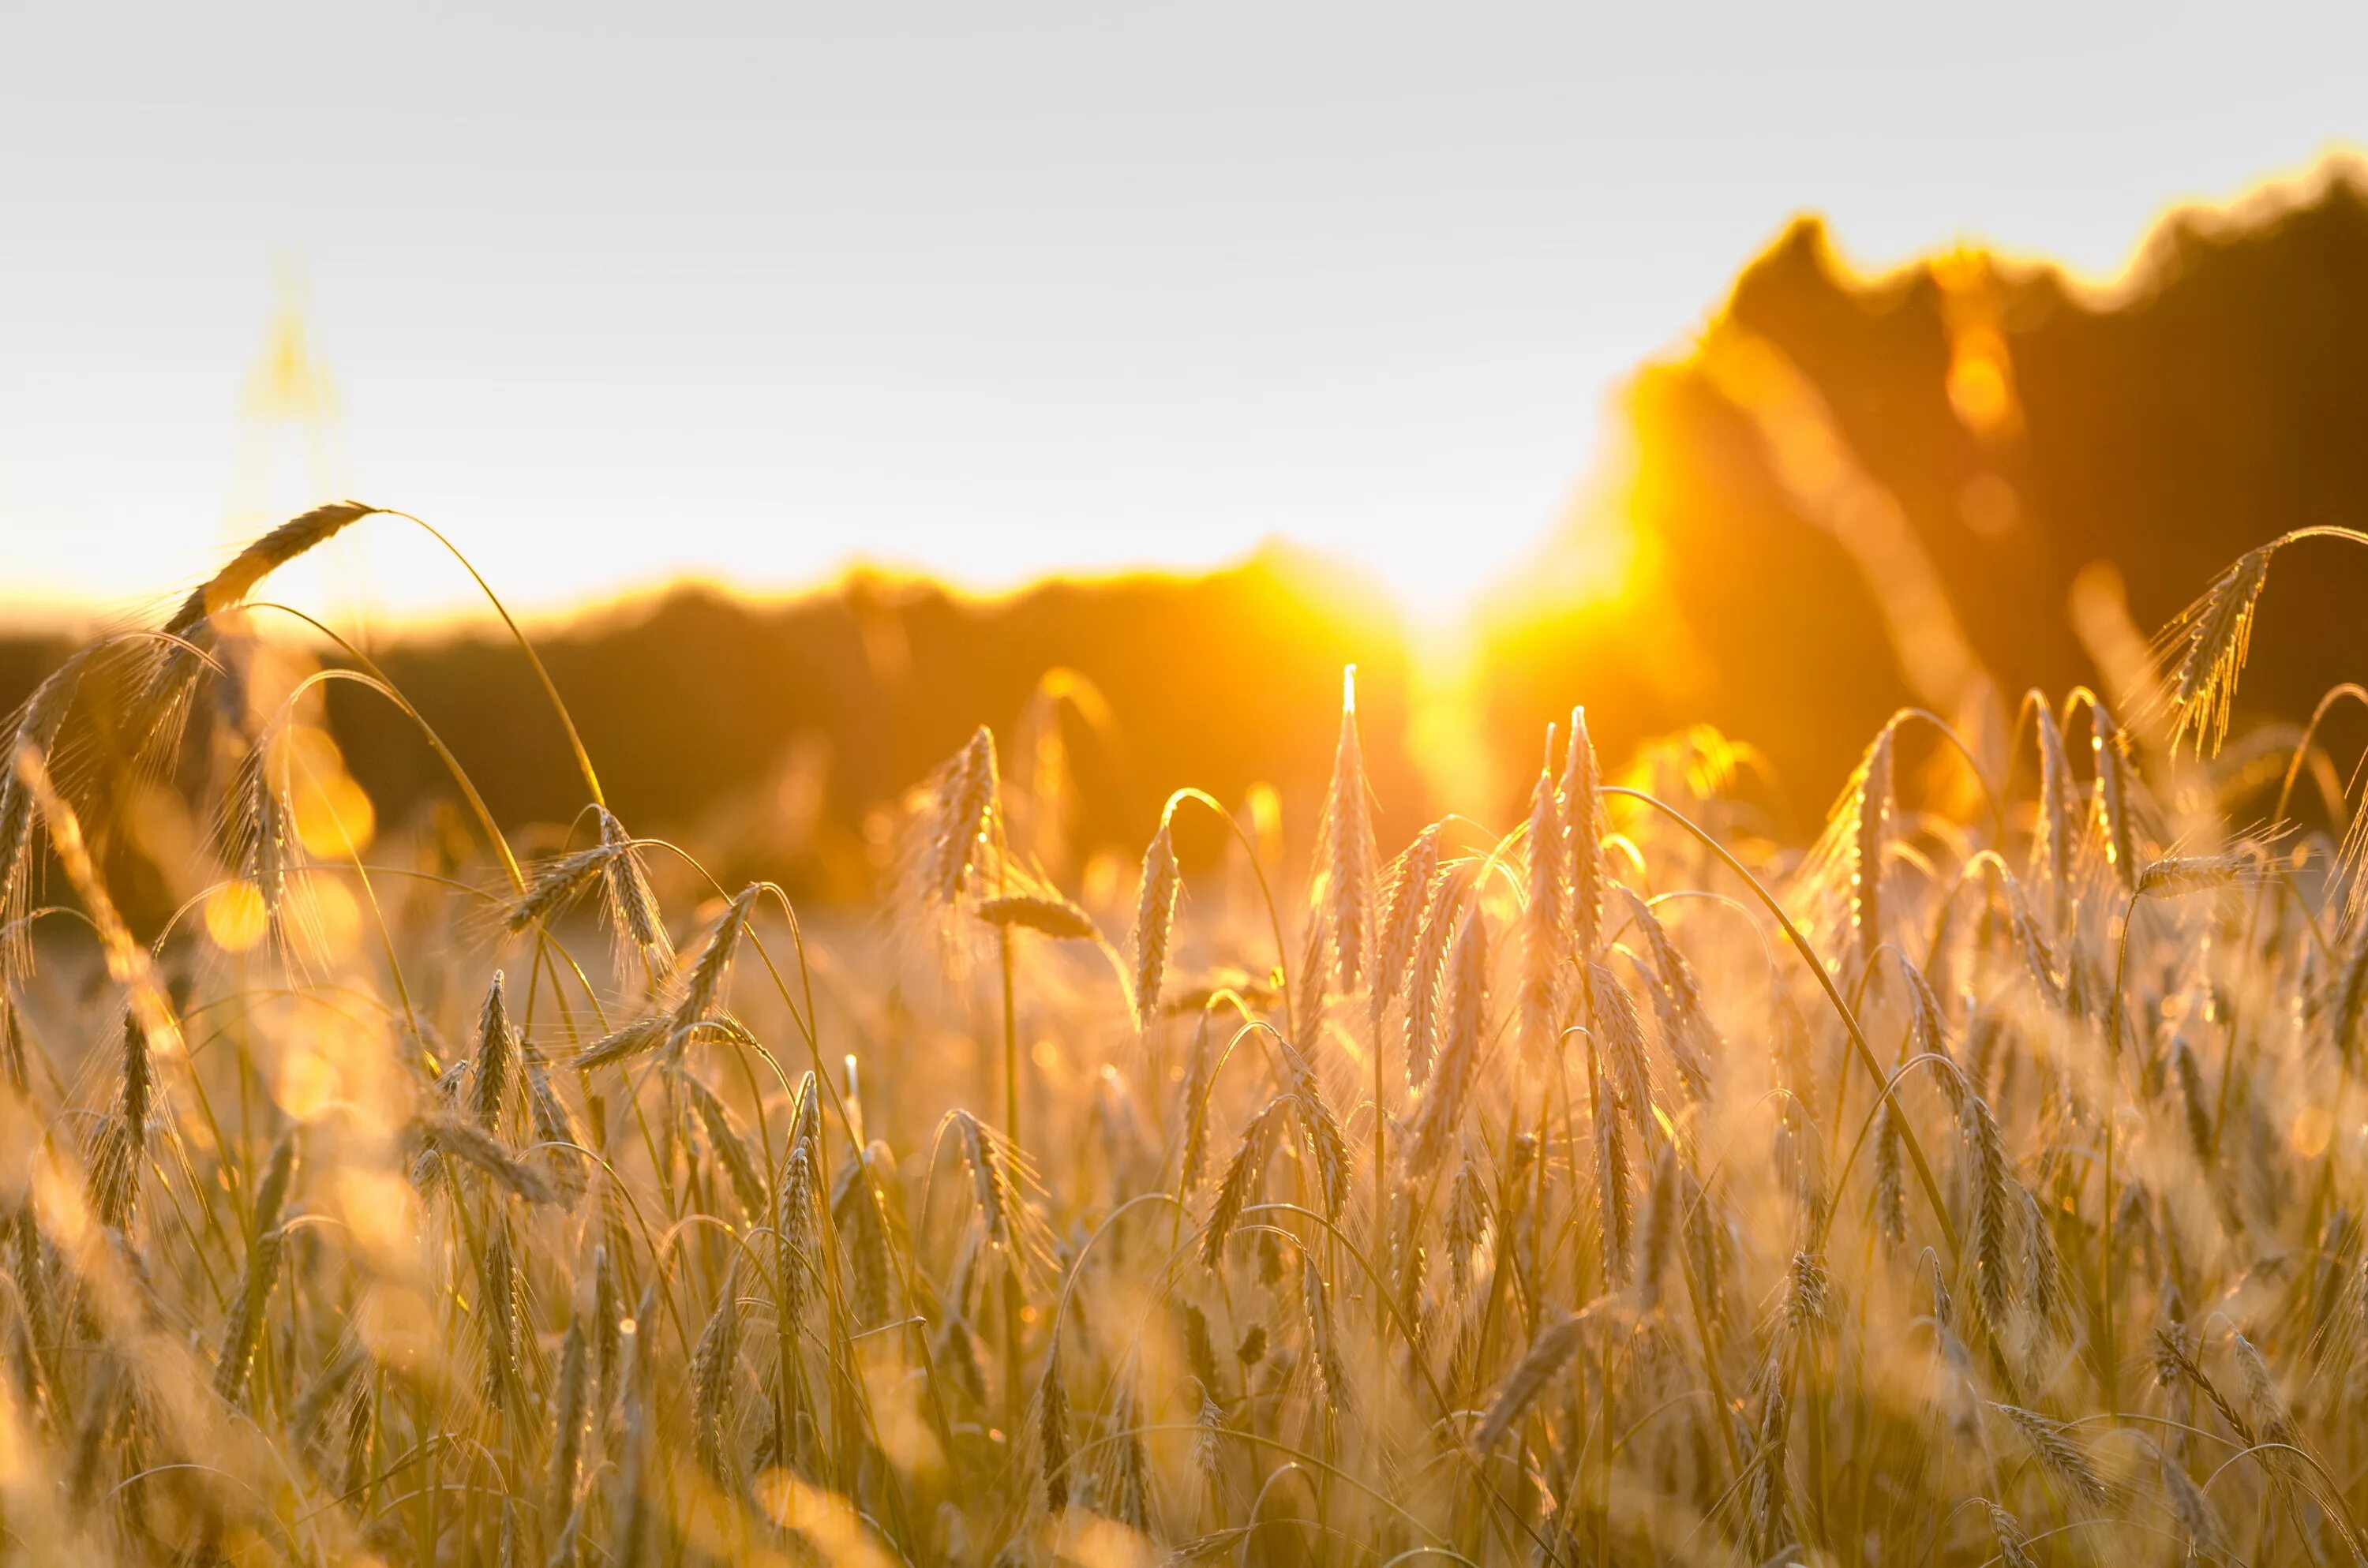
[4,2,2365,624]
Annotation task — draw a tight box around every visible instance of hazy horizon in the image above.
[9,2,2368,626]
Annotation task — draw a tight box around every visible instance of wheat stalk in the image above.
[1444,1143,1489,1300]
[1313,664,1376,991]
[506,845,613,934]
[2089,699,2143,893]
[691,1260,744,1484]
[2163,544,2272,758]
[933,726,999,904]
[1133,819,1181,1031]
[974,893,1097,941]
[164,500,379,637]
[414,1113,559,1205]
[1849,726,1895,974]
[1983,1500,2040,1568]
[522,1046,588,1207]
[2031,697,2076,932]
[1474,1310,1586,1451]
[680,1070,767,1220]
[1620,887,1717,1101]
[832,1146,894,1327]
[1519,754,1567,1056]
[1401,868,1465,1089]
[1201,1095,1286,1271]
[212,1131,298,1405]
[1994,1401,2109,1508]
[1635,1142,1679,1309]
[1561,706,1604,964]
[596,806,671,964]
[1037,1323,1073,1514]
[1414,904,1488,1158]
[1372,824,1442,1029]
[471,971,515,1132]
[549,1316,590,1527]
[1595,1072,1633,1289]
[1177,1009,1217,1198]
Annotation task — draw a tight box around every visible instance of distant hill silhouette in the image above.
[325,552,1421,896]
[9,158,2368,890]
[1483,155,2368,814]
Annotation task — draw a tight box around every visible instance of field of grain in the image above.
[0,503,2362,1566]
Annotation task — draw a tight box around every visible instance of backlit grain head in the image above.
[1132,818,1181,1031]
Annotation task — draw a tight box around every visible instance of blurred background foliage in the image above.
[14,162,2368,901]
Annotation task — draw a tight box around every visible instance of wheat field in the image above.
[0,503,2363,1567]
